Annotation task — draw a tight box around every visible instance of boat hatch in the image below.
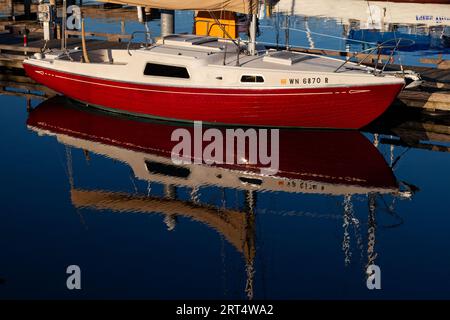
[263,51,317,66]
[162,34,219,46]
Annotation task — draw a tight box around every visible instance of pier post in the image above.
[61,0,67,49]
[136,6,145,23]
[24,0,31,19]
[26,97,31,112]
[164,184,177,199]
[7,0,15,20]
[49,0,57,39]
[120,19,125,34]
[38,1,55,40]
[160,9,174,37]
[249,14,257,55]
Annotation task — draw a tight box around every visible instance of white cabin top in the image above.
[145,35,371,74]
[27,33,404,89]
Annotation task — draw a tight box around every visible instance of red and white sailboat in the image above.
[23,0,406,129]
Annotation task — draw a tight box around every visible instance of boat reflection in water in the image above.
[26,97,412,299]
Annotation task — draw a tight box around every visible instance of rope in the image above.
[257,40,364,55]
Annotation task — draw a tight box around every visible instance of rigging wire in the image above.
[377,195,405,229]
[64,145,88,229]
[390,146,411,170]
[385,0,405,73]
[259,25,377,45]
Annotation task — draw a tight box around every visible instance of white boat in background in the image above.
[273,0,450,29]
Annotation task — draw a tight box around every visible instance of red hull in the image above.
[24,64,403,129]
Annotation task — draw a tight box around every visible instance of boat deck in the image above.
[143,34,371,74]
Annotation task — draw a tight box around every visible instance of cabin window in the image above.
[241,75,264,83]
[239,177,263,185]
[144,63,190,79]
[145,160,191,178]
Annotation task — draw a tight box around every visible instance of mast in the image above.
[249,13,257,56]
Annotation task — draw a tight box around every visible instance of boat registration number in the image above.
[282,77,329,85]
[286,180,325,191]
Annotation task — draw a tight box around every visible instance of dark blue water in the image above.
[0,93,449,299]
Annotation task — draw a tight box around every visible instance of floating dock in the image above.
[396,67,450,112]
[0,70,55,100]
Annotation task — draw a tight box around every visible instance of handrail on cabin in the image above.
[126,30,153,56]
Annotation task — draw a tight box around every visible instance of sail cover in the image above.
[100,0,258,14]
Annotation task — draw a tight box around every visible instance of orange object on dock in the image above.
[194,11,238,39]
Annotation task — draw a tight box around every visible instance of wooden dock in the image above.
[0,70,56,100]
[366,105,450,154]
[0,37,134,68]
[0,21,134,68]
[394,66,450,112]
[0,2,139,69]
[397,89,450,112]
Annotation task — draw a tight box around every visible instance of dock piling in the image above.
[26,96,31,112]
[23,28,28,55]
[24,0,31,19]
[161,9,174,37]
[7,0,15,21]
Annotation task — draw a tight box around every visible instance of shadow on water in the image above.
[365,101,450,154]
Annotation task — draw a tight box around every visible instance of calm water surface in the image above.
[0,93,449,299]
[1,3,450,300]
